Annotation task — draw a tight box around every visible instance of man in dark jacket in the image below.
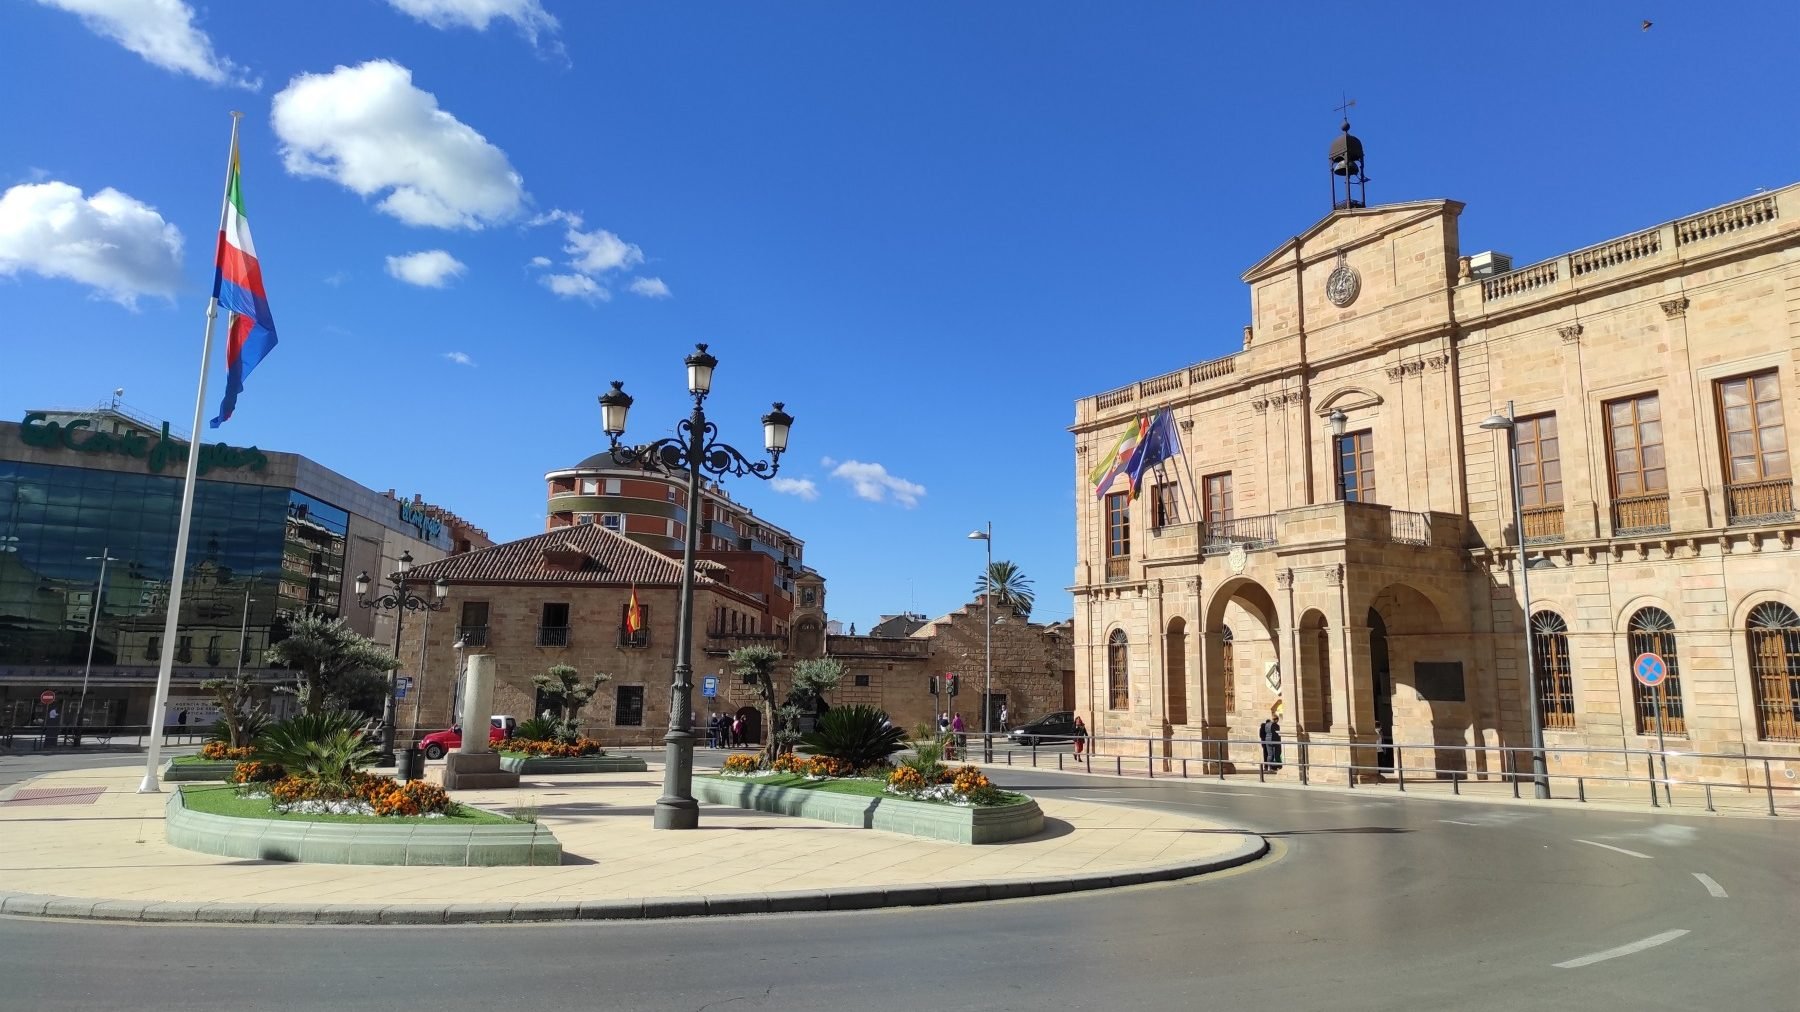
[1258,715,1283,773]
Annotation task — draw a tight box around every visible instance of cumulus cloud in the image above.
[383,0,558,44]
[385,249,466,288]
[541,272,608,302]
[628,276,671,299]
[563,221,642,274]
[272,60,525,229]
[0,180,184,307]
[528,255,551,267]
[770,477,818,501]
[443,351,474,366]
[37,0,256,88]
[829,460,926,507]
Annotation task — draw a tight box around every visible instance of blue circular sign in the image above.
[1633,652,1667,687]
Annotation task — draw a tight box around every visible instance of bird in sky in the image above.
[1641,20,1653,31]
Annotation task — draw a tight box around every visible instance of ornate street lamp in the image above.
[355,549,449,767]
[967,523,994,758]
[1481,402,1550,799]
[600,343,792,830]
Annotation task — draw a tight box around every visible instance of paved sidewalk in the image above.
[0,763,1264,924]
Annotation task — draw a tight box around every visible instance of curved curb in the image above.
[0,835,1268,926]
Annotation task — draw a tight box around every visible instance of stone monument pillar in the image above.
[442,654,519,790]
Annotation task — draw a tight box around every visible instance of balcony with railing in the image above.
[1201,514,1277,556]
[455,624,489,647]
[536,625,570,647]
[1105,557,1130,582]
[1611,493,1671,535]
[1521,505,1565,543]
[1726,478,1795,526]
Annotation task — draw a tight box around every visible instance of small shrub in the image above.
[252,710,378,788]
[798,705,907,770]
[512,717,559,743]
[722,753,765,774]
[887,766,927,792]
[369,779,450,817]
[202,742,255,761]
[232,760,286,784]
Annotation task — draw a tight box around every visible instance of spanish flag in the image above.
[626,586,643,635]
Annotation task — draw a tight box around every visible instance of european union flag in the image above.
[1125,408,1180,498]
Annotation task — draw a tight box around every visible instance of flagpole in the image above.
[140,111,243,793]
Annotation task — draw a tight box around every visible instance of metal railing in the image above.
[536,625,570,647]
[455,624,489,646]
[1726,478,1795,525]
[1201,514,1276,555]
[958,730,1798,817]
[0,724,212,751]
[1611,492,1671,534]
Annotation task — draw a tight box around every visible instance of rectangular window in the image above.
[540,602,569,627]
[579,479,599,495]
[1335,431,1376,503]
[619,601,650,647]
[604,478,622,495]
[538,603,570,646]
[614,685,644,726]
[1515,414,1562,507]
[576,513,595,525]
[1151,482,1180,528]
[1606,393,1669,532]
[600,513,623,531]
[1203,472,1234,523]
[1105,492,1130,557]
[460,601,489,625]
[854,673,871,687]
[1718,371,1789,483]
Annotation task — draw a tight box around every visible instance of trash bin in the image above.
[397,746,422,781]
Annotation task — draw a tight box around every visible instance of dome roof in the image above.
[573,449,630,470]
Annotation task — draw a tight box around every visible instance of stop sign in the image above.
[39,690,56,705]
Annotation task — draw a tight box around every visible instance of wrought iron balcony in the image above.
[1726,478,1795,526]
[455,625,489,647]
[1611,492,1671,535]
[1521,504,1565,543]
[1200,514,1276,556]
[537,625,570,647]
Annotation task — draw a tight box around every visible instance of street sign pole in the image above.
[1654,681,1670,805]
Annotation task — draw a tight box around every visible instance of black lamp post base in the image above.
[375,750,396,769]
[653,797,700,830]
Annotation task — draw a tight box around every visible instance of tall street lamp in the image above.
[354,550,449,767]
[1480,401,1550,799]
[967,523,994,754]
[76,547,121,739]
[599,342,793,830]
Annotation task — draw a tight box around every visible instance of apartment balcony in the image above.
[536,625,570,647]
[1521,505,1565,544]
[455,624,489,647]
[1611,493,1672,535]
[1725,478,1795,526]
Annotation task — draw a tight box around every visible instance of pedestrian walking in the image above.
[998,703,1009,733]
[730,714,743,747]
[951,712,966,757]
[1259,713,1284,773]
[43,705,60,749]
[1072,714,1088,757]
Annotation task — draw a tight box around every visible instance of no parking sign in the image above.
[1632,653,1667,687]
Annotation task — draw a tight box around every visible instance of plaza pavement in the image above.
[0,761,1264,924]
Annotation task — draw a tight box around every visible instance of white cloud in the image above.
[272,60,526,230]
[565,223,642,274]
[528,255,551,267]
[628,276,671,299]
[829,460,926,507]
[385,249,466,288]
[443,351,474,366]
[37,0,257,88]
[0,180,183,308]
[541,272,609,302]
[770,477,818,501]
[322,270,348,287]
[383,0,558,44]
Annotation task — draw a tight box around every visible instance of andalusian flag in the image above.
[1089,414,1149,498]
[626,586,644,636]
[209,138,279,428]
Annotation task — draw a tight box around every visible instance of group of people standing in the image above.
[705,712,751,748]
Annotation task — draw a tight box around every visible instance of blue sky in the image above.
[2,2,1796,630]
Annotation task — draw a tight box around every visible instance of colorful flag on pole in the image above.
[626,586,644,635]
[209,140,278,428]
[1125,409,1181,499]
[1089,414,1149,498]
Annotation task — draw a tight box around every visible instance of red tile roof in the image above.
[402,523,714,588]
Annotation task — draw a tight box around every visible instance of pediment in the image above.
[1315,386,1384,415]
[1242,199,1463,282]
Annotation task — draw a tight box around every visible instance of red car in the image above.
[420,715,516,759]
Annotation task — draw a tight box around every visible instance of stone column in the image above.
[442,654,518,790]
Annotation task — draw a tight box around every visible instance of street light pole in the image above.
[599,343,793,830]
[967,524,993,746]
[77,547,120,737]
[1480,401,1550,799]
[355,551,449,767]
[233,582,254,679]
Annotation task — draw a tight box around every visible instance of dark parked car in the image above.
[1007,711,1078,746]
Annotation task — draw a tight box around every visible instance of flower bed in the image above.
[495,737,606,757]
[200,742,256,761]
[693,774,1042,845]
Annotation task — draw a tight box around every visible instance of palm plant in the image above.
[252,710,378,788]
[512,716,559,743]
[799,705,906,770]
[974,560,1035,618]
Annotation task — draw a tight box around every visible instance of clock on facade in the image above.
[1326,253,1360,308]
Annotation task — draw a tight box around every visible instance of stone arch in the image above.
[1106,628,1131,713]
[1362,581,1470,775]
[1298,608,1333,733]
[1613,593,1680,634]
[1730,588,1796,631]
[1164,617,1188,725]
[1745,600,1800,742]
[1625,606,1685,737]
[1203,578,1279,733]
[1314,385,1384,415]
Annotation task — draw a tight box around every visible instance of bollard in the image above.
[1031,741,1038,768]
[1115,756,1122,777]
[1182,758,1189,779]
[1452,774,1460,796]
[1396,748,1405,792]
[1057,752,1064,771]
[1577,777,1586,803]
[1147,739,1155,780]
[1764,760,1776,817]
[1647,753,1660,808]
[1705,783,1714,813]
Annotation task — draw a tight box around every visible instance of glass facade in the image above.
[0,461,348,725]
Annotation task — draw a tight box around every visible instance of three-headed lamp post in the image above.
[598,343,793,830]
[1480,402,1550,799]
[354,550,449,768]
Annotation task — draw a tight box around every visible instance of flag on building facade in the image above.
[1089,414,1150,498]
[626,586,644,635]
[1124,408,1181,498]
[209,140,279,428]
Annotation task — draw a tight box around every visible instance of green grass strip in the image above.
[179,784,520,825]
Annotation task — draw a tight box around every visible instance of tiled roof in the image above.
[402,523,713,587]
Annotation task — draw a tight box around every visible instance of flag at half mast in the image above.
[210,138,279,428]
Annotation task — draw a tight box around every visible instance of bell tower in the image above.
[1329,102,1369,210]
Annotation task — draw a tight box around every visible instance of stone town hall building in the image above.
[1072,126,1800,787]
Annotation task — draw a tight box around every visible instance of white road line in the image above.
[1554,929,1689,969]
[1439,819,1481,826]
[1692,873,1729,898]
[1070,796,1221,809]
[1574,839,1654,859]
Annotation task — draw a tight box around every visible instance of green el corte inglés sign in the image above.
[17,412,269,476]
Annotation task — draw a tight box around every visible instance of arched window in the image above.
[1107,630,1130,710]
[1531,612,1576,730]
[1627,607,1685,736]
[1748,602,1800,742]
[1220,626,1236,714]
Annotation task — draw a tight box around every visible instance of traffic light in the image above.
[928,675,939,696]
[946,673,959,697]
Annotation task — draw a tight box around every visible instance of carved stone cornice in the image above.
[1251,398,1271,414]
[1660,297,1690,319]
[1558,323,1583,344]
[1426,354,1450,371]
[1275,568,1294,590]
[1384,364,1407,380]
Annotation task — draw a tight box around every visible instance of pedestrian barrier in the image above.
[0,724,211,752]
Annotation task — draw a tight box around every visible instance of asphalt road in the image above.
[2,757,1792,1011]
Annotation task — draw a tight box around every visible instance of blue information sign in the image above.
[1632,653,1667,687]
[701,675,719,698]
[395,676,413,700]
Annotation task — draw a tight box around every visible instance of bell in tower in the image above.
[1329,116,1369,210]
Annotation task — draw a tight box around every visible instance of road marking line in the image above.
[1070,796,1221,809]
[1439,819,1481,826]
[1692,873,1728,898]
[1554,929,1688,969]
[1574,839,1653,859]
